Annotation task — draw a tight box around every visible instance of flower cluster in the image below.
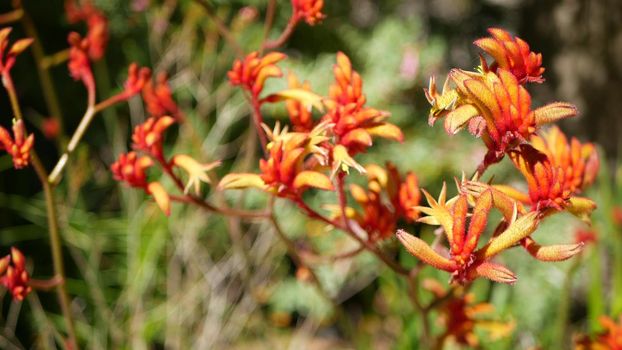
[222,51,406,243]
[398,28,599,284]
[425,28,577,167]
[423,279,514,346]
[112,113,220,215]
[291,0,325,26]
[336,163,420,241]
[0,247,32,301]
[142,72,184,121]
[0,27,33,77]
[228,52,286,98]
[65,0,109,60]
[0,120,34,169]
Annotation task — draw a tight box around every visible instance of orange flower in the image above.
[291,0,325,25]
[228,51,286,98]
[322,53,403,155]
[398,187,540,284]
[142,72,184,121]
[0,247,32,301]
[348,165,400,241]
[132,116,175,157]
[285,73,314,132]
[0,27,33,76]
[0,120,34,169]
[111,151,153,188]
[68,32,95,92]
[327,52,366,109]
[259,136,333,197]
[474,28,545,84]
[530,126,599,195]
[446,69,577,162]
[509,127,598,212]
[575,316,622,350]
[423,280,514,347]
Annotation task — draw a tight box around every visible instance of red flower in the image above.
[65,0,109,60]
[123,63,152,99]
[474,28,545,84]
[42,118,61,140]
[575,228,597,245]
[111,151,153,188]
[0,28,33,77]
[142,72,183,121]
[67,32,95,92]
[228,51,286,98]
[291,0,325,25]
[132,116,175,157]
[0,247,32,301]
[0,120,34,169]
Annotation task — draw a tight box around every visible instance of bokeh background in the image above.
[0,0,621,349]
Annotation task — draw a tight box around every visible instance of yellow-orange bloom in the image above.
[474,28,545,84]
[509,127,598,212]
[398,186,540,284]
[423,280,514,347]
[446,69,576,162]
[228,51,286,97]
[323,53,403,155]
[531,125,599,195]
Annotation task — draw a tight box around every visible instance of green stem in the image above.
[3,73,78,349]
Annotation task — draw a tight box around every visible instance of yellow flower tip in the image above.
[523,238,584,262]
[396,229,457,272]
[331,144,365,177]
[218,173,266,190]
[10,247,25,269]
[476,211,539,259]
[172,154,221,194]
[0,255,10,275]
[472,261,517,284]
[292,171,334,192]
[147,182,171,216]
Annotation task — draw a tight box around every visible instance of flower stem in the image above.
[3,73,78,349]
